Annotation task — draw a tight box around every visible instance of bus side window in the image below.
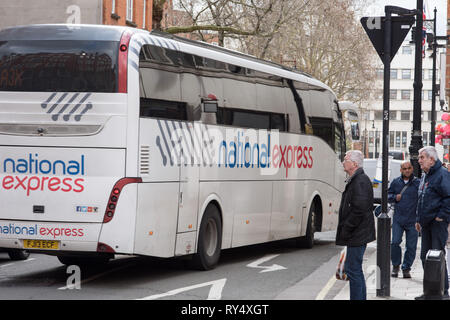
[334,122,345,161]
[140,98,187,121]
[309,117,333,149]
[217,108,285,131]
[270,113,286,131]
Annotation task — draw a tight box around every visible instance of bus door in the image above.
[176,121,200,236]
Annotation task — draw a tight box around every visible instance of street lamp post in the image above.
[430,7,437,146]
[409,0,424,178]
[427,7,449,146]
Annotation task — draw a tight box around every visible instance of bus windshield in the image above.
[0,40,118,92]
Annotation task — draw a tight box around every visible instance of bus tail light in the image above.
[118,30,132,93]
[103,177,142,223]
[97,242,115,253]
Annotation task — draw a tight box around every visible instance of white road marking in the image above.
[138,278,227,300]
[315,275,337,300]
[246,254,287,273]
[58,263,133,290]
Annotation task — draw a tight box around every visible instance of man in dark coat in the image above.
[415,146,450,300]
[388,161,420,278]
[336,150,376,300]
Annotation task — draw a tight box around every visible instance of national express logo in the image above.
[41,93,93,122]
[0,154,86,196]
[155,120,314,178]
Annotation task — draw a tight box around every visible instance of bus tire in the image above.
[296,202,316,249]
[7,249,30,261]
[190,204,222,271]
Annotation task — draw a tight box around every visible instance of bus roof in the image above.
[0,24,129,41]
[0,24,335,95]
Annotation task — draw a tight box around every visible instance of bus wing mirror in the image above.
[351,121,360,141]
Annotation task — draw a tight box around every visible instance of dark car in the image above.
[388,150,407,160]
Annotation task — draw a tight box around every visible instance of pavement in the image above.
[274,231,449,300]
[333,240,450,300]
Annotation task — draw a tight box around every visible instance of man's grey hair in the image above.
[346,150,364,168]
[419,146,439,161]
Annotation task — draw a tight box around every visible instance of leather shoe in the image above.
[391,266,399,278]
[402,269,411,278]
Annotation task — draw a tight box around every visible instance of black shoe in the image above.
[391,266,399,278]
[402,269,411,279]
[414,294,426,300]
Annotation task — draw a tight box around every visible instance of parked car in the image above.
[388,150,408,160]
[363,157,402,204]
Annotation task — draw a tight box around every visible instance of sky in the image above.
[362,0,447,35]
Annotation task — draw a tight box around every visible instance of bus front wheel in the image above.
[296,202,316,249]
[190,204,222,271]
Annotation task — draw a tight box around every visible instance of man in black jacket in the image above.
[336,150,376,300]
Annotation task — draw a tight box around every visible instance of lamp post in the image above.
[408,0,424,178]
[426,8,449,145]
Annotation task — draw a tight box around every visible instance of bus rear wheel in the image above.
[190,204,222,271]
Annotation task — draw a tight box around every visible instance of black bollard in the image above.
[423,249,446,300]
[376,214,391,297]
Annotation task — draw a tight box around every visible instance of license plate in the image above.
[23,239,59,250]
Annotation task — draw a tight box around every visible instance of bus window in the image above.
[310,117,333,149]
[0,40,118,92]
[334,123,345,161]
[217,108,287,131]
[270,113,286,131]
[140,98,187,121]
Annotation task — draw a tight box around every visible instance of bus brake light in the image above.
[118,30,132,93]
[103,177,142,223]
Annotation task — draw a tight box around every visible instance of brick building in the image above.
[0,0,153,32]
[103,0,153,31]
[160,0,219,45]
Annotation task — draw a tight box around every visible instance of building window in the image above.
[428,90,433,100]
[401,90,411,100]
[390,69,398,79]
[390,110,397,120]
[127,0,133,21]
[375,90,383,100]
[389,131,395,148]
[401,131,407,148]
[143,0,146,29]
[423,132,429,146]
[402,69,411,79]
[376,69,384,79]
[395,132,401,148]
[390,89,397,100]
[400,111,410,120]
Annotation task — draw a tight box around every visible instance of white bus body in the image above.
[0,25,348,269]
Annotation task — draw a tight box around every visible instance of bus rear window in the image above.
[0,40,118,92]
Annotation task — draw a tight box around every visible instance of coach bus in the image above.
[0,24,357,270]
